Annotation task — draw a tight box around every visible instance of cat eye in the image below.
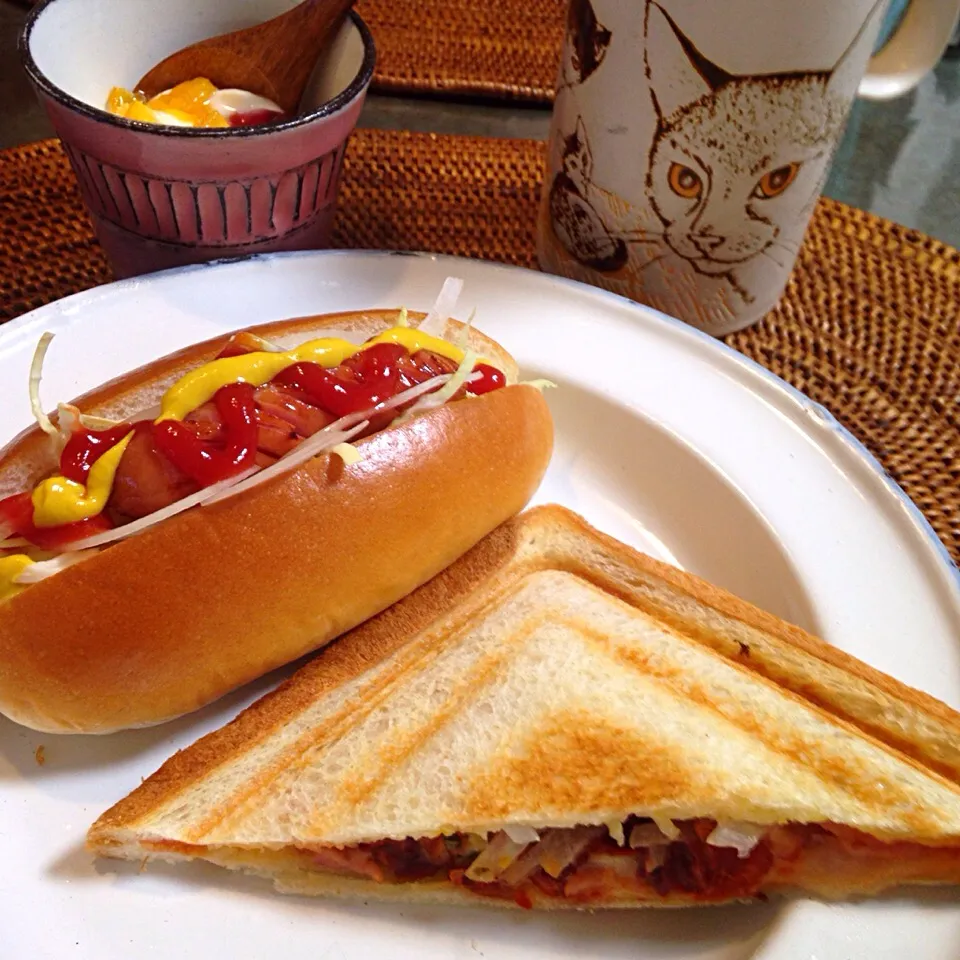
[754,163,800,199]
[668,163,703,200]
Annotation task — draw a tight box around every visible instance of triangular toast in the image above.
[88,505,960,908]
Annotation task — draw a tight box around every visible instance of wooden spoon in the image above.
[136,0,357,115]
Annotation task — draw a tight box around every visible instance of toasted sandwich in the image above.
[88,505,960,909]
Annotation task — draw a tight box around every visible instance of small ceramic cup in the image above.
[21,0,375,278]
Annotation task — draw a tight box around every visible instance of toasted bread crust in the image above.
[89,505,960,847]
[0,313,551,733]
[121,846,960,906]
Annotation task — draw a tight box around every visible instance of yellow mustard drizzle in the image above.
[0,554,34,602]
[31,432,134,527]
[157,327,465,421]
[24,326,466,529]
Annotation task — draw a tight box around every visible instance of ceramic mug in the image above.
[21,0,375,279]
[536,0,960,335]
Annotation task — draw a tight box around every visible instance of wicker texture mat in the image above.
[1,132,958,566]
[355,0,563,102]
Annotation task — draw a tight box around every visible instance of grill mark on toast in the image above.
[570,613,951,832]
[465,708,699,819]
[182,573,540,841]
[558,556,960,785]
[315,630,531,833]
[180,668,403,840]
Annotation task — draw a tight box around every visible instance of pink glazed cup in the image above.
[21,0,375,278]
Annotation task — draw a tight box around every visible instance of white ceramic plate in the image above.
[1,251,959,960]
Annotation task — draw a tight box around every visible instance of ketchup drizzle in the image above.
[152,383,258,487]
[17,338,508,537]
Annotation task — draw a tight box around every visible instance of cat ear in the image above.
[644,1,730,121]
[827,0,885,96]
[567,0,612,84]
[573,116,594,176]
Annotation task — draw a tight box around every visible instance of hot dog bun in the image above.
[0,311,553,733]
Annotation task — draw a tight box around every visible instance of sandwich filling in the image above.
[279,817,960,906]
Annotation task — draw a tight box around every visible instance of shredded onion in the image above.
[454,307,477,351]
[53,403,123,454]
[396,306,409,328]
[0,537,31,550]
[200,422,368,507]
[605,819,626,846]
[396,354,480,425]
[243,333,283,352]
[628,822,674,849]
[503,825,540,845]
[329,442,362,465]
[518,378,558,392]
[15,551,92,583]
[29,332,58,439]
[81,413,122,427]
[464,832,529,882]
[705,821,766,858]
[311,373,454,440]
[56,402,82,442]
[497,842,544,886]
[201,374,451,509]
[65,465,261,552]
[417,277,463,338]
[535,825,607,878]
[57,403,121,431]
[651,815,680,840]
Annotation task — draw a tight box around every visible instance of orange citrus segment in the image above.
[148,77,218,111]
[105,77,230,128]
[106,86,143,114]
[122,100,160,124]
[148,79,228,128]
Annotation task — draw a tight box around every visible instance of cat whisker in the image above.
[639,252,669,272]
[624,233,666,246]
[760,248,792,271]
[771,241,803,261]
[773,237,801,254]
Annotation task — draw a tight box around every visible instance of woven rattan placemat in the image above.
[2,131,958,566]
[355,0,563,102]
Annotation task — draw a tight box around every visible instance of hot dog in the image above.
[0,283,554,734]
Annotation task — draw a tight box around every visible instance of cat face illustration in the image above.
[644,1,874,278]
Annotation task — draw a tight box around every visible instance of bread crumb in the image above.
[34,745,45,766]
